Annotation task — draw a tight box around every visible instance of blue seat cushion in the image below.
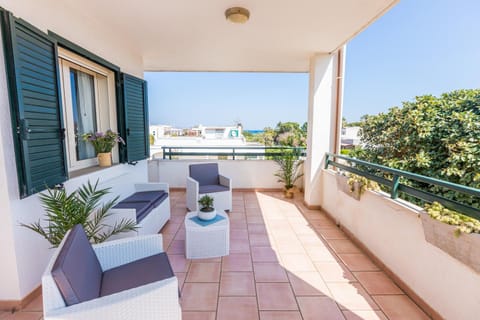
[189,163,219,186]
[113,191,168,222]
[100,252,175,297]
[199,184,230,194]
[51,224,102,306]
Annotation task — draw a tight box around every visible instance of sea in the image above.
[244,130,263,134]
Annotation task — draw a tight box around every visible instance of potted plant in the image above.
[420,202,480,273]
[336,172,379,200]
[274,153,304,198]
[21,180,137,247]
[198,195,216,220]
[82,130,125,167]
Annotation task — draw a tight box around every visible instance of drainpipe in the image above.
[333,46,346,155]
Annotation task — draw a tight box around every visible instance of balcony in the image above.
[6,189,430,320]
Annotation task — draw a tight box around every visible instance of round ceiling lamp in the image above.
[225,7,250,24]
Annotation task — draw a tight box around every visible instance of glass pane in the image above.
[70,69,97,160]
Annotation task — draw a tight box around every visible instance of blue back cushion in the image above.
[189,163,219,186]
[51,224,102,306]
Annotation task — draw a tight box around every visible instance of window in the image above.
[58,48,118,171]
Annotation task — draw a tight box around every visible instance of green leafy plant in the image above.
[82,129,125,154]
[347,173,380,197]
[198,195,214,212]
[21,180,137,247]
[424,202,480,236]
[274,153,304,190]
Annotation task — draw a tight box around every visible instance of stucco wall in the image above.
[320,169,480,320]
[149,159,300,190]
[0,3,147,300]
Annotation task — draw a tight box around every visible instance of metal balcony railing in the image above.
[161,146,306,160]
[325,152,480,220]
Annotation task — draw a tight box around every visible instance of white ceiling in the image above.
[64,0,398,72]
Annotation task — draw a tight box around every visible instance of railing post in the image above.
[324,153,330,169]
[233,147,236,160]
[162,147,166,160]
[169,147,172,160]
[391,174,400,199]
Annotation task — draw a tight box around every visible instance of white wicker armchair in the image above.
[186,163,232,213]
[42,233,181,320]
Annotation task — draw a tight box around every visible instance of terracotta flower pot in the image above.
[97,152,112,167]
[284,188,295,199]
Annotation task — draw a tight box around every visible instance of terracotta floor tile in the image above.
[373,295,430,320]
[353,271,403,295]
[259,311,303,320]
[297,296,344,320]
[2,312,42,320]
[217,296,258,320]
[297,234,326,246]
[230,239,251,253]
[254,262,289,282]
[287,271,329,296]
[304,245,337,262]
[275,242,306,254]
[220,272,256,296]
[343,310,388,320]
[181,283,219,311]
[167,239,185,254]
[327,239,362,254]
[248,224,268,234]
[186,262,221,282]
[222,253,252,272]
[338,253,380,271]
[23,295,42,312]
[256,283,298,310]
[230,229,248,240]
[182,311,216,320]
[175,271,187,288]
[317,227,348,239]
[315,262,356,282]
[251,246,279,262]
[229,219,247,230]
[280,253,316,271]
[174,228,186,240]
[249,234,272,246]
[327,282,379,311]
[168,254,191,272]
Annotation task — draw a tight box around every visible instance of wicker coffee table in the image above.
[184,211,230,259]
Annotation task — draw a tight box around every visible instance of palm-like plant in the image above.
[274,153,304,190]
[21,180,137,247]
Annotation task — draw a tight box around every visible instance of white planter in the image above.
[336,174,362,201]
[420,213,480,274]
[198,209,216,221]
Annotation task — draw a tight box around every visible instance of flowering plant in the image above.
[82,130,125,154]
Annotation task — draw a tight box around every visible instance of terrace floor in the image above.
[2,190,431,320]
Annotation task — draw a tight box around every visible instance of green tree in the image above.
[351,89,480,208]
[274,122,307,147]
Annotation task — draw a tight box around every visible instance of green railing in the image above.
[162,146,306,160]
[325,152,480,220]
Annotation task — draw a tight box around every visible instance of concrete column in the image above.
[303,49,345,207]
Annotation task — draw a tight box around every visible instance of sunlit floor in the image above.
[2,190,431,320]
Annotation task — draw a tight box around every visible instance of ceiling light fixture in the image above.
[225,7,250,24]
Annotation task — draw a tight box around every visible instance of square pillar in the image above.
[303,49,345,207]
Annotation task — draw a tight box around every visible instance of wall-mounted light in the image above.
[225,7,250,24]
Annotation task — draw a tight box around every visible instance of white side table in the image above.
[184,211,230,259]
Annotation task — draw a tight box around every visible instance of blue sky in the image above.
[146,0,480,128]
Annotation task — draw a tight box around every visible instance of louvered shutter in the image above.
[1,13,67,197]
[122,73,149,162]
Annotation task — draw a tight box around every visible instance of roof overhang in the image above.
[63,0,399,72]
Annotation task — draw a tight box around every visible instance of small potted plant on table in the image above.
[198,195,216,221]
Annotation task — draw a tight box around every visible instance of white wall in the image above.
[149,159,292,190]
[304,50,344,207]
[0,2,147,300]
[321,169,480,320]
[0,0,143,77]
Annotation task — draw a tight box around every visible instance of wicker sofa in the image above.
[108,183,171,237]
[42,225,181,320]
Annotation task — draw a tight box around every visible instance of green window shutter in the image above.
[1,13,67,198]
[121,73,149,162]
